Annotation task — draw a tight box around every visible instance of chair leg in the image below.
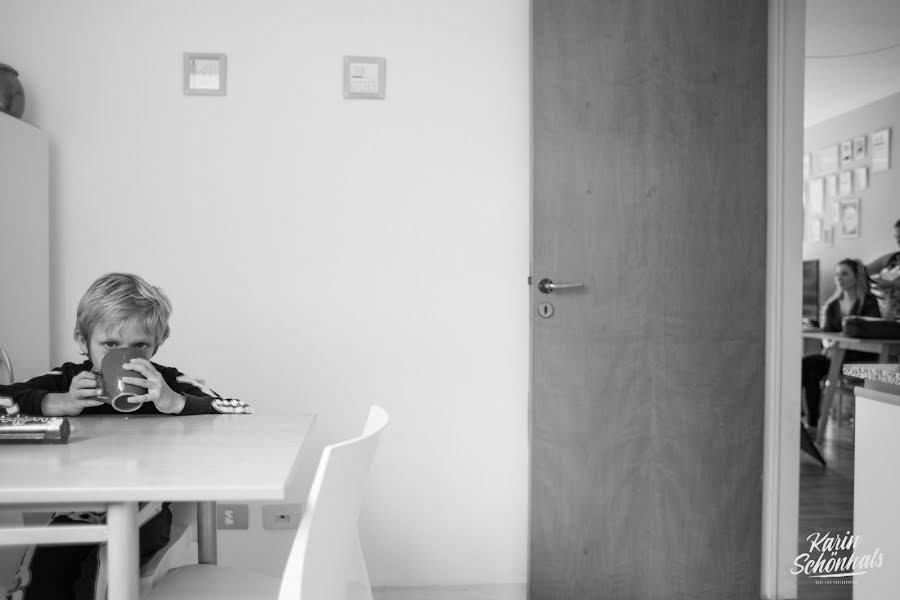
[347,531,373,600]
[835,388,844,426]
[800,388,809,429]
[835,384,855,426]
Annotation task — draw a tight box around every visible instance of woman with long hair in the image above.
[802,258,880,440]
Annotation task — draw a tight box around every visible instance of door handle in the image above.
[537,278,584,294]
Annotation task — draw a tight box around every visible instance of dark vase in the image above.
[0,64,25,119]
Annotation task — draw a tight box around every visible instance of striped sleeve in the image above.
[158,366,252,415]
[0,366,76,416]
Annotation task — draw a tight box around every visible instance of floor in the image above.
[798,407,855,600]
[374,584,526,600]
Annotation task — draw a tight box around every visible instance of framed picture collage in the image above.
[803,128,890,244]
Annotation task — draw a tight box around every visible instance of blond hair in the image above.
[74,273,172,348]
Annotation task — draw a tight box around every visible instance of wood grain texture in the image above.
[374,584,525,600]
[531,1,767,598]
[799,421,853,600]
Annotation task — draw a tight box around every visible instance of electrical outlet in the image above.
[216,503,249,530]
[262,503,303,530]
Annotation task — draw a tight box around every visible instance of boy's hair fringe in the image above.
[74,273,172,349]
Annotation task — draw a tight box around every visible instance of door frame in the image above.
[762,1,805,598]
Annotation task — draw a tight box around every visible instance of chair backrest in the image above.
[0,346,13,385]
[277,405,388,600]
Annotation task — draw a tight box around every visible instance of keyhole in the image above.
[538,303,554,318]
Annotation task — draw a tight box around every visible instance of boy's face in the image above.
[78,318,157,368]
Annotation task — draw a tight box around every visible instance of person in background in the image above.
[866,217,900,321]
[0,272,251,600]
[801,258,880,440]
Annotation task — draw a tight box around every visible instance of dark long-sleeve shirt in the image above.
[820,293,881,332]
[819,293,881,362]
[0,360,251,416]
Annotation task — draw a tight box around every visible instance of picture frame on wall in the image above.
[854,166,868,192]
[853,136,867,161]
[838,170,852,196]
[183,52,227,96]
[840,140,852,165]
[813,145,840,175]
[808,177,825,213]
[343,56,387,99]
[871,128,890,172]
[805,215,823,243]
[838,198,860,239]
[825,173,838,198]
[829,198,840,224]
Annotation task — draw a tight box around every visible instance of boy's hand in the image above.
[42,372,105,416]
[122,359,186,414]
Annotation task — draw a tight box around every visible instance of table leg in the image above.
[817,347,846,444]
[106,502,139,600]
[197,501,218,564]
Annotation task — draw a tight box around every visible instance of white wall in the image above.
[803,91,900,308]
[804,0,900,127]
[0,0,529,586]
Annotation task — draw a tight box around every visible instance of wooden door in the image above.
[530,2,768,598]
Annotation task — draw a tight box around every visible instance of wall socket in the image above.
[262,503,304,530]
[216,503,249,530]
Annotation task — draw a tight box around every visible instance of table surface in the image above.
[801,328,900,345]
[843,363,900,387]
[0,414,315,504]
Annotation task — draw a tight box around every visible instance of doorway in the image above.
[797,2,900,598]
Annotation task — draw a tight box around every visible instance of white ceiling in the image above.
[805,0,900,126]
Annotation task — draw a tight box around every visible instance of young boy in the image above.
[0,272,251,600]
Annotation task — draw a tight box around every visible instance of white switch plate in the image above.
[343,56,386,99]
[262,503,304,530]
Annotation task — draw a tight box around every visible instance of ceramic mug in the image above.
[97,348,148,412]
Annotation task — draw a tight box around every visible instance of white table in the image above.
[0,414,314,600]
[801,329,900,442]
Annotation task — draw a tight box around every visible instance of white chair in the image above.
[0,346,14,385]
[147,406,388,600]
[139,503,199,599]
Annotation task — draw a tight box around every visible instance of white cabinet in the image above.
[0,112,49,381]
[854,384,900,599]
[0,113,49,589]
